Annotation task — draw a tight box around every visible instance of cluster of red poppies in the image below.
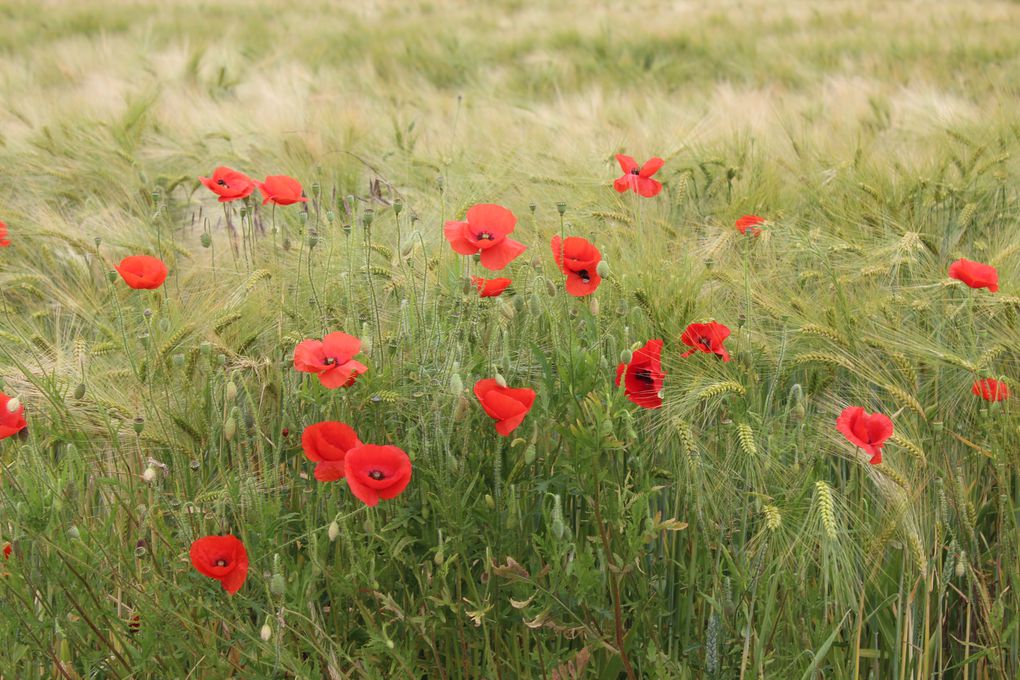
[0,157,1010,597]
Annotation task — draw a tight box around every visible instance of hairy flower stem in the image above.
[591,475,637,680]
[364,222,383,361]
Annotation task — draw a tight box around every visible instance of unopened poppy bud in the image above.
[158,318,170,333]
[224,416,236,442]
[528,293,542,314]
[107,271,118,282]
[551,495,566,540]
[434,547,445,565]
[596,260,610,278]
[494,373,507,388]
[142,466,157,483]
[362,209,374,228]
[270,573,286,596]
[524,444,537,464]
[260,622,272,641]
[498,299,516,321]
[67,525,80,540]
[132,416,144,434]
[793,403,806,421]
[200,232,212,248]
[631,341,644,352]
[589,297,600,316]
[545,279,557,296]
[485,494,496,509]
[226,381,238,401]
[620,349,633,364]
[393,200,403,216]
[6,397,20,413]
[449,373,464,395]
[955,552,966,578]
[328,520,340,542]
[454,395,470,421]
[556,202,567,215]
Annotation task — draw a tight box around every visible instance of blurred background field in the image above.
[1,0,1019,678]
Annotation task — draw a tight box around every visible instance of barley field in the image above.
[1,0,1019,678]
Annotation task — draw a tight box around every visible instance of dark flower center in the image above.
[215,559,228,567]
[577,269,590,283]
[323,357,336,365]
[217,179,228,187]
[368,470,385,480]
[478,232,493,240]
[698,336,712,350]
[635,369,654,385]
[631,168,641,175]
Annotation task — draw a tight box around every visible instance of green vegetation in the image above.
[0,1,1018,677]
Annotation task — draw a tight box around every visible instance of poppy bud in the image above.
[132,416,144,434]
[260,622,272,642]
[596,260,610,278]
[955,552,966,578]
[530,255,542,269]
[200,232,212,248]
[620,349,633,365]
[394,200,403,216]
[107,271,118,282]
[528,293,542,315]
[589,297,600,316]
[226,381,238,402]
[158,318,170,333]
[362,209,374,228]
[142,466,157,483]
[545,279,557,296]
[454,395,470,421]
[550,494,566,540]
[6,397,20,413]
[485,494,496,509]
[630,341,644,352]
[494,373,507,388]
[524,444,536,464]
[498,299,515,321]
[239,206,248,218]
[556,202,567,215]
[449,373,464,395]
[793,403,806,422]
[270,573,286,596]
[328,520,340,542]
[434,546,445,566]
[68,525,80,540]
[224,416,236,442]
[529,202,537,214]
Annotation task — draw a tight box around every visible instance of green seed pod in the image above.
[200,341,212,356]
[200,232,212,248]
[94,236,102,247]
[620,349,633,364]
[73,383,87,399]
[556,202,567,215]
[362,209,374,228]
[307,232,318,249]
[171,353,185,367]
[132,416,145,434]
[393,200,403,216]
[107,271,118,283]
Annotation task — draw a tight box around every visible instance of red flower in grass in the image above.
[0,220,10,247]
[735,215,766,237]
[2,543,10,559]
[199,166,255,203]
[551,235,602,297]
[293,332,368,389]
[344,445,412,507]
[472,276,512,297]
[256,175,308,206]
[972,378,1009,402]
[474,379,536,436]
[948,259,998,293]
[302,421,361,481]
[613,155,664,197]
[189,535,248,595]
[680,322,732,362]
[616,339,666,409]
[444,204,527,271]
[836,406,893,465]
[0,392,27,441]
[115,255,168,290]
[128,615,141,635]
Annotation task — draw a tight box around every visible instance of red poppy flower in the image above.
[680,322,731,362]
[474,378,536,436]
[836,406,893,464]
[2,543,10,559]
[735,215,766,237]
[293,332,368,389]
[472,276,512,297]
[256,175,308,206]
[443,204,527,271]
[551,235,602,297]
[301,421,361,481]
[613,155,664,197]
[344,444,412,507]
[115,255,168,290]
[128,615,141,634]
[0,392,27,441]
[972,378,1009,402]
[948,259,998,293]
[615,339,666,409]
[189,535,249,594]
[0,220,10,247]
[199,166,256,203]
